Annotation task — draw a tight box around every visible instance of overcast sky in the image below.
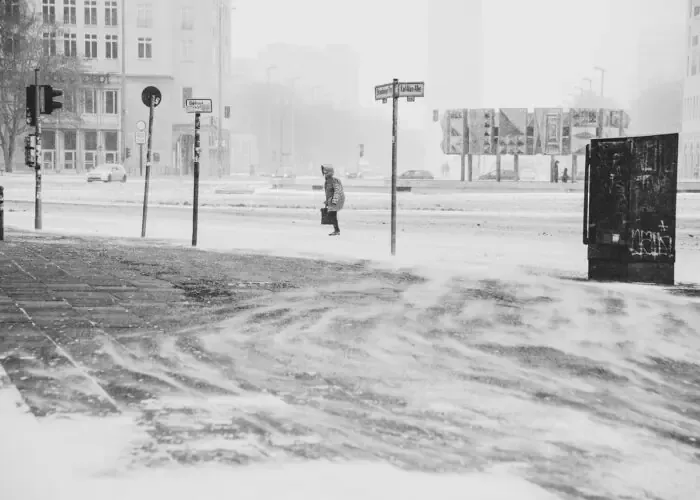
[231,0,686,126]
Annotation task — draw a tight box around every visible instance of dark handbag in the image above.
[320,207,333,225]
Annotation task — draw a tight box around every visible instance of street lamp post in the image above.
[594,66,606,98]
[266,65,277,171]
[583,77,593,91]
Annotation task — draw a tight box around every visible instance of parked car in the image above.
[399,169,434,180]
[87,164,127,183]
[273,168,296,179]
[478,169,519,181]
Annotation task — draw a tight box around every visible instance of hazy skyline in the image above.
[231,0,686,127]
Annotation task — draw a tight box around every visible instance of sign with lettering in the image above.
[398,82,425,98]
[135,131,146,144]
[375,83,393,101]
[185,98,213,114]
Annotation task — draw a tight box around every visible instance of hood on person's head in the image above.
[321,165,335,177]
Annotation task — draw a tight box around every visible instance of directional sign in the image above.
[375,83,394,101]
[135,131,146,144]
[185,98,213,114]
[136,120,146,131]
[141,86,162,108]
[398,82,424,98]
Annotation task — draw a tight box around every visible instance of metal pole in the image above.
[217,0,223,178]
[279,90,284,172]
[192,112,201,247]
[34,69,42,231]
[141,96,155,238]
[139,143,143,176]
[0,186,4,241]
[390,78,399,256]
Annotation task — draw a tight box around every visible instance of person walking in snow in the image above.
[321,164,345,236]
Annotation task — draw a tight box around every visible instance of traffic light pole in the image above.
[34,68,42,231]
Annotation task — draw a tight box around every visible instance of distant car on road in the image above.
[87,164,127,183]
[478,170,519,181]
[399,169,434,180]
[273,168,296,179]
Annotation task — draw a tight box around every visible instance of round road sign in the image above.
[141,86,162,108]
[136,120,146,131]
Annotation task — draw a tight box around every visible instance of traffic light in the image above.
[41,85,63,114]
[26,85,37,126]
[24,134,37,168]
[125,147,131,159]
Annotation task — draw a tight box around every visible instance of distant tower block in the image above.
[424,0,485,171]
[427,0,484,110]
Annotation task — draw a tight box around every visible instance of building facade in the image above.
[28,0,239,177]
[424,0,485,172]
[683,0,700,179]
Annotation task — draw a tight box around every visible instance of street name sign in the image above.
[185,98,213,114]
[398,82,425,98]
[375,83,393,102]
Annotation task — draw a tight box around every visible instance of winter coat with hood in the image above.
[322,166,345,211]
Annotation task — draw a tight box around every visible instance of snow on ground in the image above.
[2,194,700,500]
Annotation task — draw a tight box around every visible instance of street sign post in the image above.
[185,98,213,114]
[186,98,212,247]
[374,79,425,256]
[140,85,161,238]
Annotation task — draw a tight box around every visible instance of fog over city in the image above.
[1,2,699,500]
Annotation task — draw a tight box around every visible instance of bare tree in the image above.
[0,0,85,173]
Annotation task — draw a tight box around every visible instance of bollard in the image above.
[0,185,4,241]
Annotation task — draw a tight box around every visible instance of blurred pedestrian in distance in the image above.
[321,164,345,236]
[553,160,560,183]
[562,167,570,183]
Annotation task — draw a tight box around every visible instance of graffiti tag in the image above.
[629,229,673,259]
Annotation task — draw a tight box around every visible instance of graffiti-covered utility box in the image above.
[583,133,679,285]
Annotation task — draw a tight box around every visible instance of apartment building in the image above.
[36,0,125,172]
[29,0,236,176]
[682,0,700,179]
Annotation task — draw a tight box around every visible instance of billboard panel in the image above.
[526,112,535,154]
[570,108,599,155]
[561,110,571,155]
[539,108,563,155]
[441,109,466,155]
[497,108,527,155]
[468,108,496,155]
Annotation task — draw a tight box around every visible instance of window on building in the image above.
[42,0,55,24]
[84,130,98,150]
[84,33,97,58]
[42,32,57,56]
[137,4,153,28]
[137,37,152,59]
[63,33,77,56]
[84,0,97,25]
[694,35,699,47]
[104,131,118,151]
[181,39,194,61]
[695,6,700,16]
[105,34,118,59]
[64,130,77,150]
[181,7,193,29]
[42,130,56,150]
[63,0,76,24]
[2,33,20,55]
[104,90,118,114]
[105,0,118,26]
[3,0,20,20]
[182,86,193,107]
[83,88,97,114]
[62,90,76,113]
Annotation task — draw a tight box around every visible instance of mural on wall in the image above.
[467,109,496,155]
[526,111,535,155]
[496,108,527,155]
[436,107,630,157]
[543,108,563,155]
[562,110,571,155]
[571,108,599,155]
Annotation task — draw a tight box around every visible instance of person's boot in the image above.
[329,230,340,236]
